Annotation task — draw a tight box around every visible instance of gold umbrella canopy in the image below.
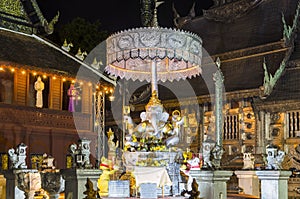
[105,27,202,82]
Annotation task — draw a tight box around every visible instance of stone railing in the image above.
[0,103,91,131]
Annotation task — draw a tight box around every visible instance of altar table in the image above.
[133,166,172,188]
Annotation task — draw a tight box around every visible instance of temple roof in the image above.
[0,0,59,35]
[181,0,297,55]
[0,27,115,85]
[159,0,297,103]
[265,65,300,101]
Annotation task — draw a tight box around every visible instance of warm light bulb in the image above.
[96,85,99,89]
[88,82,92,87]
[43,75,47,79]
[33,72,37,76]
[53,76,56,80]
[71,80,75,83]
[21,71,26,75]
[62,78,66,82]
[11,68,15,72]
[109,95,115,101]
[0,67,4,71]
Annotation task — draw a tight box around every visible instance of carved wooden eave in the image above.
[253,99,300,113]
[203,0,264,22]
[259,1,300,99]
[202,40,287,66]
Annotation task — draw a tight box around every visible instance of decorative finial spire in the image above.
[75,48,87,61]
[145,90,163,110]
[76,48,82,56]
[61,39,73,52]
[152,0,164,27]
[140,0,164,27]
[140,0,154,27]
[107,128,114,138]
[63,39,68,47]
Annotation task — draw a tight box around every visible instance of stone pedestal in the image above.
[0,174,6,199]
[190,170,233,199]
[61,169,102,199]
[235,170,259,197]
[41,170,64,199]
[256,170,291,199]
[4,170,23,199]
[4,169,41,199]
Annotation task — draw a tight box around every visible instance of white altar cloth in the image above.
[133,167,172,188]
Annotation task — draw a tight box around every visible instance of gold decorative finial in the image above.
[146,90,162,109]
[75,48,87,61]
[63,39,68,47]
[107,128,114,138]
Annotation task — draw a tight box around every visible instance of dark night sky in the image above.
[37,0,213,33]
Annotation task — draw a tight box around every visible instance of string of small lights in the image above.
[0,64,115,98]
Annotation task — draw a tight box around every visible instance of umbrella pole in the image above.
[151,60,158,96]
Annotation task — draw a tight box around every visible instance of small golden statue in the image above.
[189,178,200,199]
[83,178,98,199]
[98,157,116,197]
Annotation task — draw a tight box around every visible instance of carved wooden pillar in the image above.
[82,82,93,130]
[13,69,27,105]
[81,82,93,114]
[49,76,62,110]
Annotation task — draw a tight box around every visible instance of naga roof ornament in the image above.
[260,0,300,99]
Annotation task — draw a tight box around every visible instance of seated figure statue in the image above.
[242,152,255,170]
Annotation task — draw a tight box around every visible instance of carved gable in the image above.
[204,0,263,22]
[0,0,27,18]
[0,0,33,33]
[0,0,59,34]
